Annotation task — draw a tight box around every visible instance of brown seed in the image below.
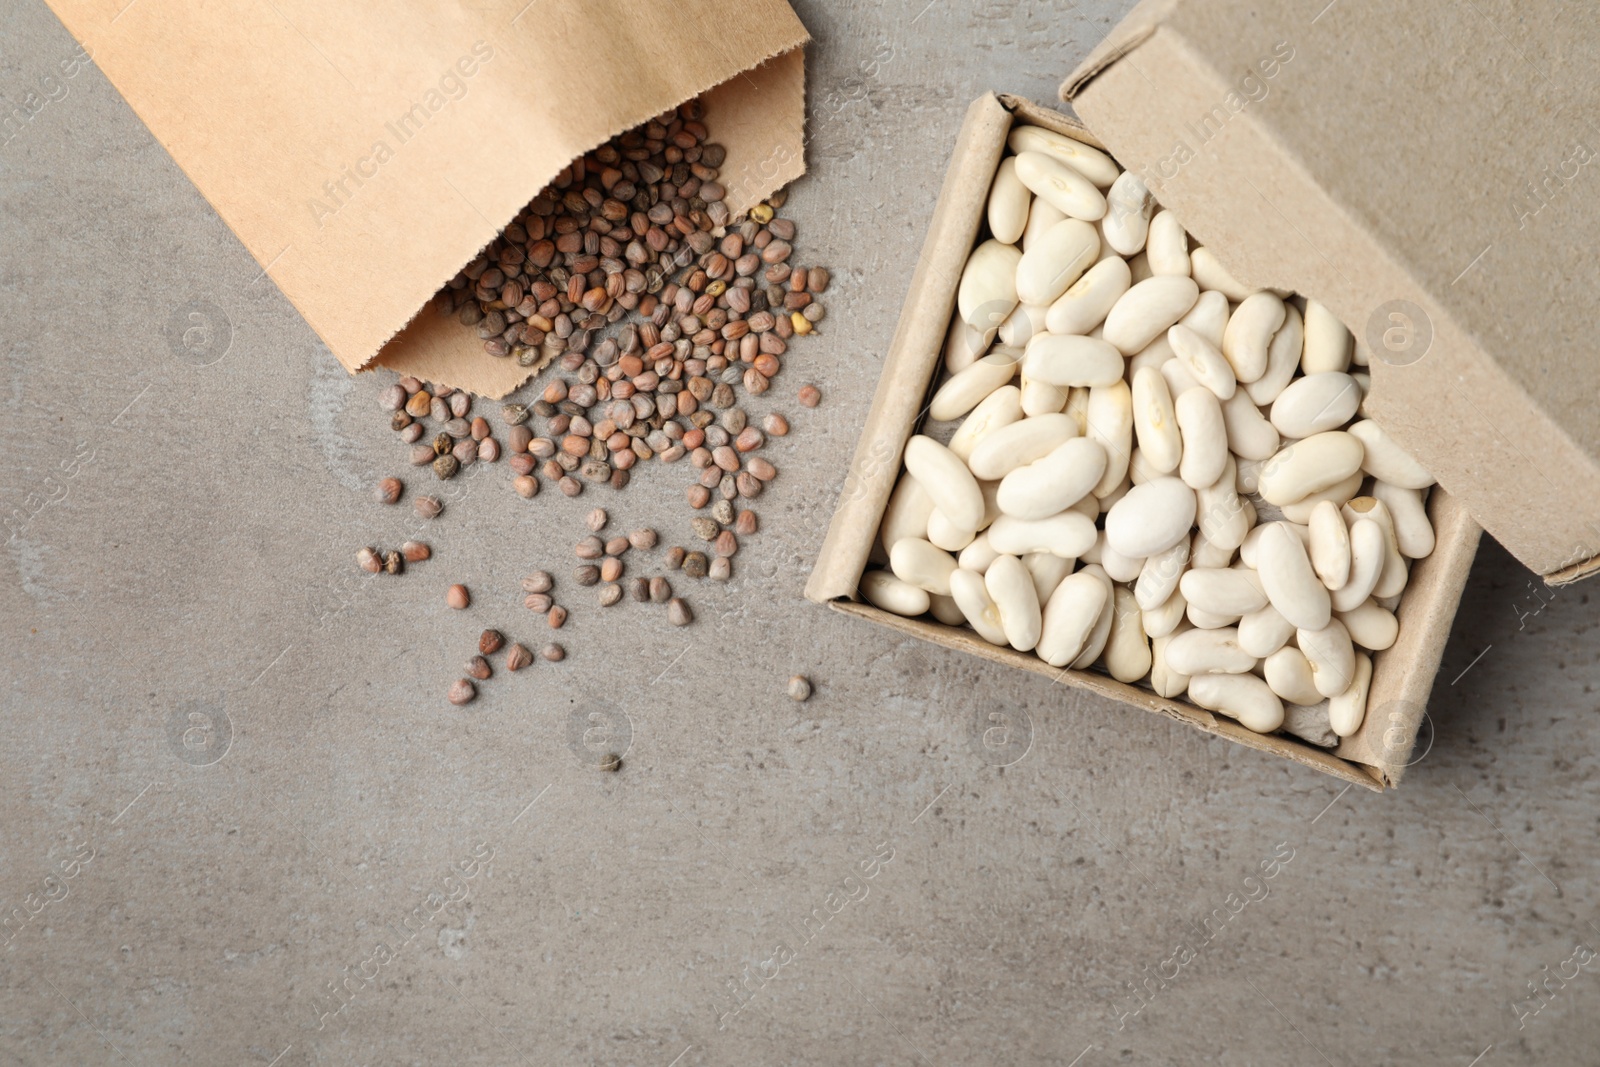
[401,423,425,444]
[649,576,672,603]
[375,477,403,505]
[357,547,382,573]
[630,577,651,602]
[451,393,472,419]
[466,655,492,681]
[524,593,553,613]
[735,510,759,535]
[406,392,432,417]
[712,445,740,472]
[735,427,764,452]
[599,583,623,606]
[433,454,460,480]
[508,453,536,476]
[575,565,600,586]
[576,535,605,560]
[470,416,490,441]
[479,629,505,655]
[559,476,583,497]
[687,484,711,509]
[629,528,658,551]
[447,584,470,609]
[711,498,735,525]
[597,753,622,772]
[798,384,821,407]
[547,605,568,628]
[709,557,732,581]
[541,642,566,662]
[383,550,403,575]
[736,471,764,498]
[683,552,709,579]
[505,643,533,671]
[666,546,686,570]
[691,517,719,542]
[787,675,812,701]
[747,457,777,481]
[522,571,553,593]
[587,507,609,531]
[513,474,540,498]
[600,557,624,582]
[410,443,436,466]
[763,413,790,436]
[382,383,408,411]
[604,536,630,557]
[401,540,430,563]
[478,438,500,462]
[666,598,694,626]
[390,409,412,432]
[448,679,477,706]
[714,530,739,558]
[414,495,443,519]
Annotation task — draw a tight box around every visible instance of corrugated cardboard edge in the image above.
[371,46,809,398]
[1060,8,1600,585]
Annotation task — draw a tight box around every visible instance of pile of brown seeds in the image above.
[448,627,565,706]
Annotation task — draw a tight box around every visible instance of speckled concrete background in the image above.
[3,1,1598,1064]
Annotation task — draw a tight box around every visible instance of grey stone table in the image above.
[2,0,1596,1063]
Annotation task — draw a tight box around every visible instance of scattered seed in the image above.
[524,592,553,612]
[587,508,609,531]
[448,679,477,706]
[764,413,790,436]
[505,643,533,671]
[479,629,505,655]
[466,655,492,681]
[798,385,821,408]
[714,530,739,558]
[683,552,709,579]
[787,675,812,701]
[401,540,430,563]
[576,535,605,560]
[375,477,403,505]
[383,550,404,575]
[522,571,553,593]
[667,598,694,626]
[381,384,407,411]
[667,546,686,569]
[357,547,381,573]
[547,605,568,629]
[629,528,658,551]
[687,485,711,509]
[597,753,622,772]
[414,495,443,519]
[604,536,630,557]
[709,557,732,581]
[447,584,471,609]
[735,510,758,535]
[691,517,720,542]
[600,557,624,583]
[575,565,600,586]
[478,438,500,462]
[630,577,651,602]
[559,476,583,497]
[711,498,735,525]
[433,454,460,480]
[541,643,566,662]
[513,475,539,498]
[649,576,672,604]
[599,583,623,606]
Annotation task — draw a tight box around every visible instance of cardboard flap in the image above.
[45,0,809,398]
[1062,0,1600,581]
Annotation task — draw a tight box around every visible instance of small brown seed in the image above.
[381,383,407,411]
[524,593,553,612]
[432,433,452,456]
[666,598,694,626]
[735,510,759,535]
[452,438,478,466]
[383,550,404,575]
[599,583,623,606]
[666,546,687,569]
[597,753,622,772]
[451,393,472,419]
[687,485,711,509]
[406,392,433,417]
[575,564,601,586]
[375,477,403,505]
[478,438,500,462]
[630,577,651,602]
[711,498,735,525]
[587,507,609,531]
[787,675,812,701]
[357,547,382,573]
[410,443,437,466]
[736,471,763,498]
[712,446,740,472]
[433,454,460,480]
[798,384,821,407]
[559,475,583,497]
[401,540,430,563]
[541,642,566,662]
[747,457,777,481]
[390,409,412,432]
[691,517,720,541]
[414,495,443,519]
[448,679,477,706]
[629,528,658,551]
[649,576,672,603]
[709,557,731,581]
[683,552,709,579]
[734,427,764,452]
[513,474,540,498]
[547,605,568,629]
[763,413,789,437]
[447,584,471,609]
[505,643,533,671]
[522,571,553,593]
[714,530,739,558]
[576,535,605,560]
[401,423,425,444]
[604,536,630,557]
[470,416,490,441]
[466,655,492,681]
[600,557,624,582]
[479,629,505,655]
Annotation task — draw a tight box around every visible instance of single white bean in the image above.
[1257,521,1332,630]
[1343,496,1410,599]
[1098,535,1146,583]
[926,507,977,552]
[1332,518,1387,612]
[1103,276,1200,355]
[1188,674,1285,733]
[957,238,1022,337]
[1070,565,1118,669]
[929,351,1019,422]
[1219,390,1281,461]
[1257,431,1364,506]
[1221,292,1286,384]
[1189,247,1257,302]
[1235,455,1267,495]
[879,474,934,553]
[1337,599,1399,651]
[1104,586,1153,682]
[1238,602,1295,658]
[1244,303,1303,405]
[1240,516,1308,568]
[1298,618,1356,698]
[1131,366,1183,474]
[948,385,1022,461]
[985,554,1043,652]
[1038,569,1110,667]
[1196,458,1252,551]
[1347,419,1434,489]
[1168,323,1237,400]
[1023,550,1075,603]
[1176,387,1229,490]
[967,412,1079,480]
[1144,588,1188,639]
[998,303,1049,349]
[889,537,958,596]
[1046,255,1131,335]
[1308,499,1351,590]
[861,569,931,617]
[1301,298,1352,374]
[1104,476,1196,558]
[1164,626,1255,675]
[958,532,1001,573]
[1022,334,1125,388]
[997,437,1107,520]
[1179,290,1229,348]
[1145,210,1190,276]
[1015,151,1108,221]
[1279,470,1364,524]
[1159,351,1202,397]
[1328,651,1373,737]
[1371,481,1435,559]
[1019,374,1070,417]
[949,566,1008,645]
[1016,219,1100,306]
[943,314,988,374]
[1269,372,1361,438]
[985,156,1031,245]
[1100,170,1154,253]
[1186,602,1239,630]
[930,594,966,625]
[904,435,985,530]
[1022,195,1068,251]
[1265,646,1324,706]
[1180,566,1268,616]
[1087,381,1134,497]
[987,512,1098,559]
[1150,627,1193,697]
[1007,126,1120,187]
[1135,538,1190,610]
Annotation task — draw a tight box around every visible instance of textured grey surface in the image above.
[3,1,1599,1064]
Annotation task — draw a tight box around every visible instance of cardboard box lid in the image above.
[45,0,808,399]
[1063,0,1600,582]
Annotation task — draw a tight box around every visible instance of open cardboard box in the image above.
[805,93,1480,791]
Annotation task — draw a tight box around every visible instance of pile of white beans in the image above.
[863,124,1437,746]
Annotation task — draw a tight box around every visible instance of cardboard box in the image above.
[805,93,1482,791]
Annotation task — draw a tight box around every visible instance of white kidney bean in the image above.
[958,532,1001,573]
[1145,210,1190,276]
[1150,628,1193,697]
[1300,298,1352,374]
[1298,618,1356,698]
[1103,276,1200,354]
[1016,218,1100,305]
[1015,151,1108,221]
[930,594,966,625]
[929,351,1019,422]
[879,474,934,553]
[1338,598,1398,651]
[1019,374,1070,417]
[1257,521,1332,630]
[1046,256,1130,335]
[986,156,1031,245]
[1104,586,1153,682]
[943,315,988,374]
[1238,602,1295,658]
[1189,247,1256,302]
[1131,366,1183,474]
[1193,530,1236,571]
[1186,602,1239,630]
[1022,334,1125,388]
[1264,646,1323,706]
[1279,470,1363,524]
[1159,349,1203,398]
[997,437,1107,520]
[1221,292,1286,384]
[1168,323,1237,400]
[1257,431,1364,506]
[861,569,931,617]
[956,238,1022,335]
[1188,674,1285,733]
[889,537,958,596]
[967,412,1079,480]
[904,435,985,530]
[1240,516,1307,568]
[1024,550,1075,603]
[1244,303,1303,406]
[1269,372,1361,439]
[1175,387,1228,490]
[1007,126,1120,187]
[949,566,1008,645]
[1328,651,1372,736]
[926,507,976,552]
[1070,565,1118,669]
[987,511,1097,558]
[1179,290,1229,347]
[1104,476,1196,558]
[1195,462,1251,552]
[1086,381,1134,497]
[1371,481,1434,558]
[1135,538,1190,610]
[1347,419,1434,489]
[1022,195,1068,250]
[1332,518,1387,612]
[1097,535,1146,583]
[1344,496,1410,599]
[1144,586,1188,636]
[1100,170,1154,254]
[1037,569,1110,667]
[1308,499,1351,590]
[1179,566,1267,617]
[947,385,1022,461]
[1165,626,1255,675]
[998,304,1049,348]
[1218,390,1280,461]
[984,553,1043,652]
